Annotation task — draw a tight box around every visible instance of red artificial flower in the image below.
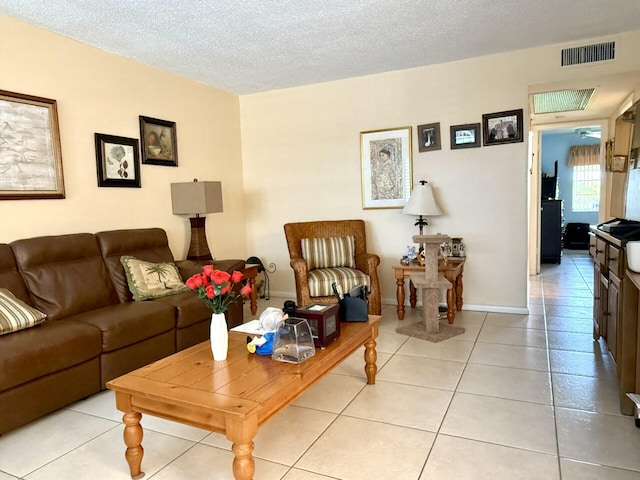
[202,264,215,277]
[211,270,231,285]
[240,284,252,297]
[205,284,216,299]
[231,270,244,283]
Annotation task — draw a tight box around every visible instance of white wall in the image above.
[240,32,640,311]
[0,15,247,261]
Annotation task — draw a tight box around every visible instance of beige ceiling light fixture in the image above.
[532,88,596,114]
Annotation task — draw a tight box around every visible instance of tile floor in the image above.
[2,250,640,479]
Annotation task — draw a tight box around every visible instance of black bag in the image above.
[338,285,369,322]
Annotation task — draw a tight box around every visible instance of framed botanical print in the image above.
[360,126,412,209]
[94,133,141,188]
[0,90,65,199]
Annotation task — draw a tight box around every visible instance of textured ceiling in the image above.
[2,0,640,95]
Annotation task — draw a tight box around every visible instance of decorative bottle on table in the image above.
[185,266,253,361]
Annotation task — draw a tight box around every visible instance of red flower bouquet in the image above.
[186,265,252,314]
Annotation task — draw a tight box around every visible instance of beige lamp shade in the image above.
[401,181,442,217]
[171,180,223,215]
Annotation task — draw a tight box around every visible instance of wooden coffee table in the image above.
[106,315,381,480]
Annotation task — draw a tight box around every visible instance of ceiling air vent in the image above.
[561,41,615,66]
[532,88,595,114]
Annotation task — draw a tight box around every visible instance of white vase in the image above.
[210,313,228,361]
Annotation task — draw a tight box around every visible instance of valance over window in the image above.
[567,144,600,166]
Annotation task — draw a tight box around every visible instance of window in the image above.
[572,164,600,212]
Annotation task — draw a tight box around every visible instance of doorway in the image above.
[529,120,607,275]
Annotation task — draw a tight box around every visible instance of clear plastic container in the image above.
[271,317,316,364]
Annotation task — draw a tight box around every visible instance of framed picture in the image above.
[482,109,524,146]
[605,139,614,171]
[450,123,481,149]
[417,122,441,152]
[360,126,412,209]
[94,133,141,188]
[139,116,178,166]
[0,90,65,200]
[612,155,628,173]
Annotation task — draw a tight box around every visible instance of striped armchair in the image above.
[284,220,381,315]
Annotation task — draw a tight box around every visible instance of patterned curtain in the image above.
[567,144,600,166]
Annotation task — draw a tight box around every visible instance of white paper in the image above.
[230,319,265,335]
[308,304,329,311]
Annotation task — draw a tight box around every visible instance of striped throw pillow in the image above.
[301,236,356,270]
[0,288,46,335]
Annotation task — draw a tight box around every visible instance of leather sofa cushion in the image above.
[96,228,177,303]
[0,320,102,391]
[10,234,118,321]
[153,290,214,329]
[68,300,176,353]
[0,244,31,304]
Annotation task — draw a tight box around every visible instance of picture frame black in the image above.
[94,133,141,188]
[139,116,178,166]
[0,89,65,199]
[450,123,481,149]
[417,122,441,152]
[482,109,524,146]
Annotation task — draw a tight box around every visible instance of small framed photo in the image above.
[482,109,523,146]
[94,133,141,188]
[360,126,412,209]
[139,116,178,166]
[417,122,441,152]
[0,89,65,199]
[612,155,628,173]
[450,123,481,149]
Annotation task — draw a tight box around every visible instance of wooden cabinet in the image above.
[608,272,620,360]
[593,261,603,339]
[590,227,637,415]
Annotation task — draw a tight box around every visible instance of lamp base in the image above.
[187,216,213,261]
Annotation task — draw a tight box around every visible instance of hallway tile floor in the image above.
[1,250,640,479]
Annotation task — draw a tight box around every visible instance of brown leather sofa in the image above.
[0,228,244,434]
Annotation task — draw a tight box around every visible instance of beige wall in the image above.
[3,14,640,312]
[240,31,640,311]
[0,15,247,261]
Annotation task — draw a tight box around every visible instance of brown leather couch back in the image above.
[0,244,31,304]
[10,234,118,321]
[96,228,176,303]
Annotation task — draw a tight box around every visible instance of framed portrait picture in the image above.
[450,123,481,149]
[139,116,178,166]
[482,109,524,146]
[360,126,412,209]
[0,90,65,200]
[417,122,441,152]
[94,133,141,188]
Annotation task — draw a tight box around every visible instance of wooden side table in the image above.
[242,264,259,315]
[392,257,465,323]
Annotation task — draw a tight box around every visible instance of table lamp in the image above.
[401,180,442,246]
[171,179,223,260]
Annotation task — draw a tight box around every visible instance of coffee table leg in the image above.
[227,416,258,480]
[231,441,256,480]
[364,335,378,384]
[123,412,145,479]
